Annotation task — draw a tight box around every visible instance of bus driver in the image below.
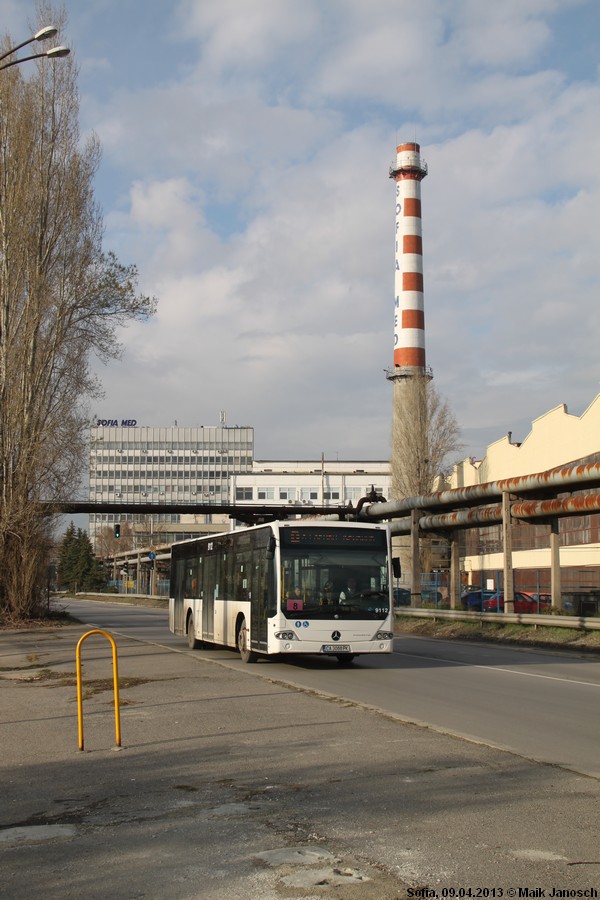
[339,576,358,604]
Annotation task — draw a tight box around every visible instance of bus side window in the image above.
[185,559,199,598]
[221,551,232,599]
[173,558,185,601]
[197,556,203,598]
[237,552,251,600]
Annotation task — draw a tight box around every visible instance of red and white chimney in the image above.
[389,142,429,375]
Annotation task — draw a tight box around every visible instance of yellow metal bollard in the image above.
[76,629,122,751]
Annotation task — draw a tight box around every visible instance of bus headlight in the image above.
[275,631,298,641]
[375,631,394,641]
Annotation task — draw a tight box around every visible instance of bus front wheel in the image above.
[187,614,200,650]
[237,617,257,663]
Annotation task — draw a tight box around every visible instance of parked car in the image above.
[561,592,599,615]
[461,590,495,611]
[483,591,551,613]
[394,587,411,607]
[528,593,551,604]
[421,588,444,606]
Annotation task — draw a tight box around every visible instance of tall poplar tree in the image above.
[391,375,462,577]
[0,5,156,619]
[391,375,462,501]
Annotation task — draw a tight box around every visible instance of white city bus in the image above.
[169,520,394,664]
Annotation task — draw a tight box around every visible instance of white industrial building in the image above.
[88,423,254,546]
[229,459,390,509]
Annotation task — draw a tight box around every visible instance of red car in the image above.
[483,592,551,613]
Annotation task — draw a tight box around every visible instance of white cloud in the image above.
[180,0,320,71]
[43,0,600,463]
[448,0,554,67]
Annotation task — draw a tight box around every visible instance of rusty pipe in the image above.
[389,491,600,534]
[358,460,600,521]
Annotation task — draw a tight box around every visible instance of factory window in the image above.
[257,487,274,500]
[279,489,295,501]
[345,487,362,501]
[236,487,253,500]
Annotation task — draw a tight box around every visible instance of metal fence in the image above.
[394,571,600,617]
[107,577,170,597]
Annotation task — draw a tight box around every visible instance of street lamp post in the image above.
[0,25,70,72]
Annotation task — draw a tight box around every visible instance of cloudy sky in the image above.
[3,0,600,464]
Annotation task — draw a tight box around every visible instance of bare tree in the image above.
[391,375,462,575]
[95,523,134,559]
[391,375,461,499]
[0,5,156,619]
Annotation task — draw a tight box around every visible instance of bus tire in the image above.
[187,613,200,650]
[237,617,257,664]
[336,654,356,665]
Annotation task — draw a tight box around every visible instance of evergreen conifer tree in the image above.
[56,523,106,592]
[57,522,78,590]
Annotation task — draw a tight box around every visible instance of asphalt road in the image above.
[63,597,600,779]
[2,598,600,897]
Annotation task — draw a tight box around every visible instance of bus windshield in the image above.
[279,526,389,619]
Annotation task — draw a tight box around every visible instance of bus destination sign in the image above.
[283,527,385,549]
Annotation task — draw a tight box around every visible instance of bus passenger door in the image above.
[201,555,215,642]
[171,558,186,635]
[250,551,269,652]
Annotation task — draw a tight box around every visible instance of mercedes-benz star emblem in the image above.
[331,630,341,641]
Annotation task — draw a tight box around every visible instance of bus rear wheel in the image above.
[187,614,200,650]
[237,617,257,664]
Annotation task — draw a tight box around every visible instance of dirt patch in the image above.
[0,610,73,630]
[17,668,153,698]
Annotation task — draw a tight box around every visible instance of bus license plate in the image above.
[321,644,351,653]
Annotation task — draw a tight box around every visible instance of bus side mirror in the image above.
[392,557,401,578]
[266,535,276,560]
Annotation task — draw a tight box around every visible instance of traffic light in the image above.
[114,523,121,539]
